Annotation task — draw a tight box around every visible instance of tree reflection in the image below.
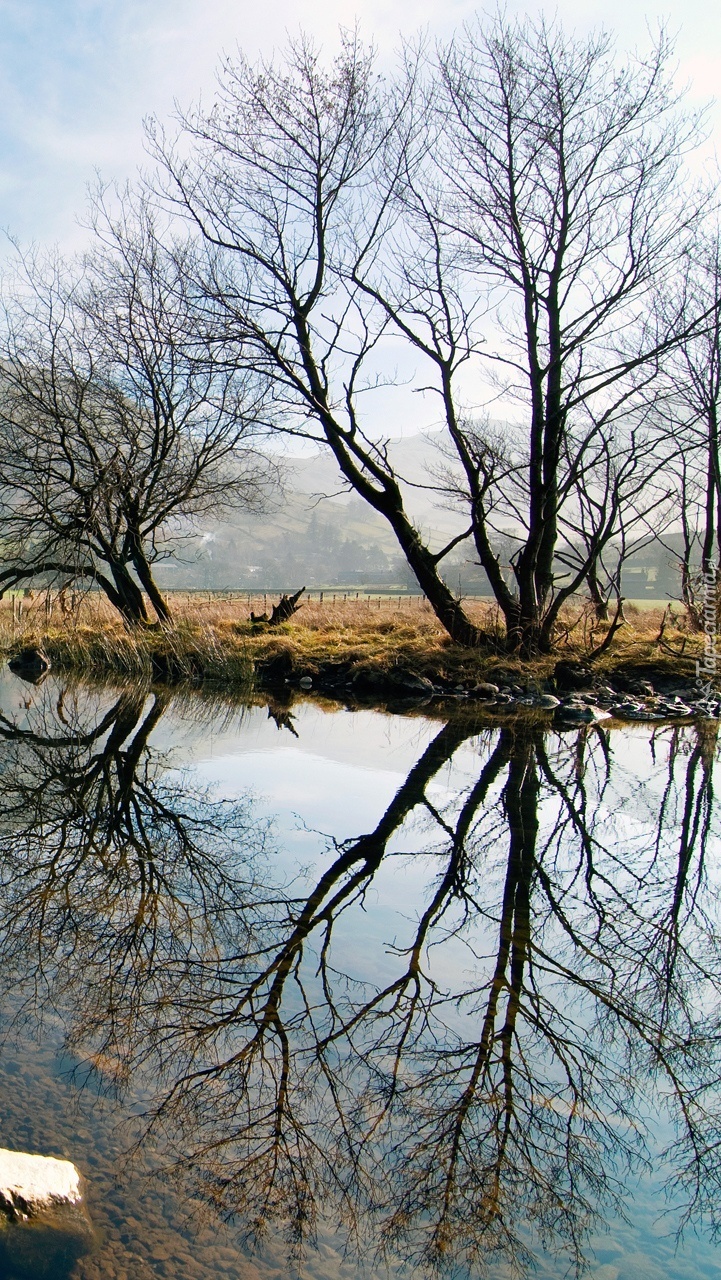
[0,684,272,1083]
[0,686,719,1277]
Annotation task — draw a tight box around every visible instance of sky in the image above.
[0,0,719,252]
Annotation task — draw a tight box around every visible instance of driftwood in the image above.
[586,596,626,661]
[251,587,306,628]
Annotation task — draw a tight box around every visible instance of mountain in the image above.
[154,433,684,600]
[155,434,470,592]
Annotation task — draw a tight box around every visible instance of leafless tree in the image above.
[150,19,706,651]
[0,202,269,624]
[559,425,673,620]
[379,16,704,650]
[148,34,493,646]
[656,234,721,624]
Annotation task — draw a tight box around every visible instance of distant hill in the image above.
[154,432,686,599]
[156,434,469,592]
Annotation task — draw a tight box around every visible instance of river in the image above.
[0,670,719,1280]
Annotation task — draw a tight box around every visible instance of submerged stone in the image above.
[0,1149,94,1278]
[8,649,51,684]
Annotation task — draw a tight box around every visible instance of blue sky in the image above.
[0,0,719,249]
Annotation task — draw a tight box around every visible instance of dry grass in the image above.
[0,589,703,687]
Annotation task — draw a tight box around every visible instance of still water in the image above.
[0,670,720,1279]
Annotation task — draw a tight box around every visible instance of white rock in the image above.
[0,1149,94,1279]
[0,1149,82,1219]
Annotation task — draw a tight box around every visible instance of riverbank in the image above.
[0,591,711,718]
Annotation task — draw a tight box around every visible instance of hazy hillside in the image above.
[154,433,685,599]
[156,434,467,592]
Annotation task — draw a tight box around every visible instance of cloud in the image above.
[0,0,717,249]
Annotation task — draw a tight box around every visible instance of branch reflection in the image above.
[0,686,719,1277]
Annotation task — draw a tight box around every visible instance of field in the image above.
[0,588,703,690]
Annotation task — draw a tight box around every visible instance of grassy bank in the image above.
[0,590,703,692]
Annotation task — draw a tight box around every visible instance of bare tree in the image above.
[657,234,721,624]
[0,203,269,625]
[559,425,673,621]
[150,19,705,651]
[369,15,703,650]
[149,34,491,647]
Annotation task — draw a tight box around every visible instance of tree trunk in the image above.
[294,313,487,650]
[130,543,172,624]
[587,562,610,621]
[107,562,151,627]
[385,512,485,645]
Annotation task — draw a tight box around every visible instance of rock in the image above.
[351,668,434,698]
[471,683,500,700]
[627,679,655,697]
[656,699,693,718]
[298,675,313,689]
[554,704,611,724]
[314,662,351,689]
[537,694,561,708]
[351,667,387,692]
[8,648,51,685]
[614,701,646,717]
[389,671,434,696]
[553,660,594,692]
[0,1149,94,1278]
[555,705,596,722]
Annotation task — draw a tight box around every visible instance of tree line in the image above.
[0,12,720,652]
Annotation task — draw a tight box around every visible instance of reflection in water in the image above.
[0,686,270,1091]
[0,683,719,1277]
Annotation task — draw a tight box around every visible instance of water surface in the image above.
[0,673,719,1279]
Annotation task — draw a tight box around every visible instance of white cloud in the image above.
[0,0,717,249]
